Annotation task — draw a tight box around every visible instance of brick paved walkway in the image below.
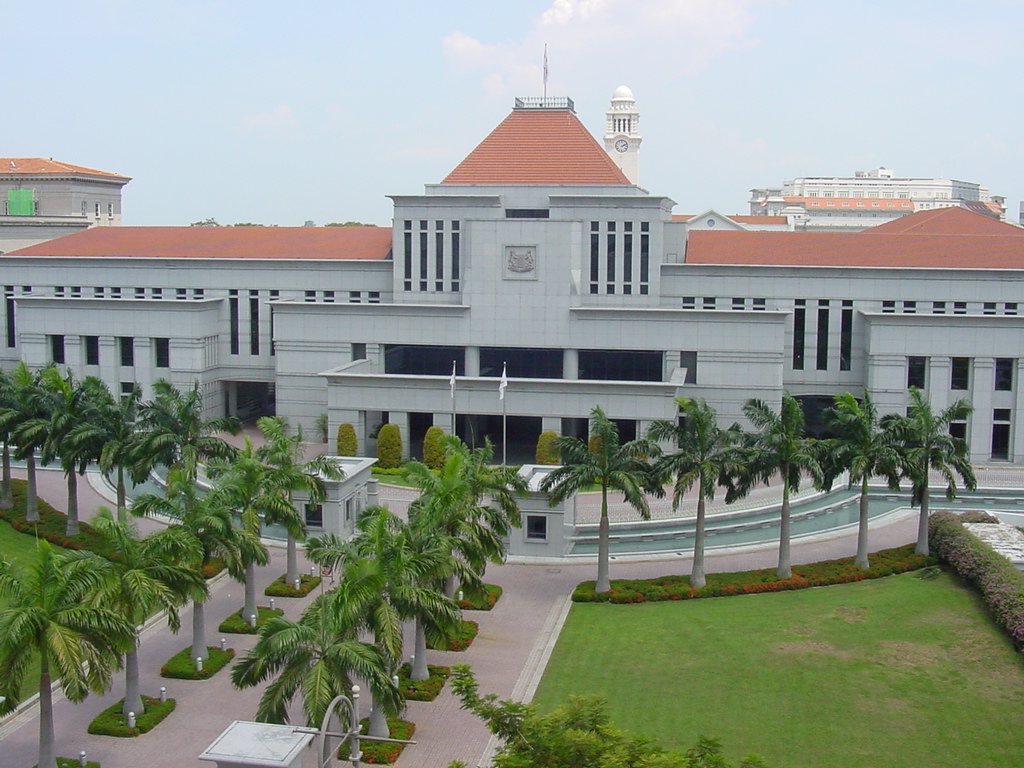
[0,465,923,768]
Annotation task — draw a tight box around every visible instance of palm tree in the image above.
[230,567,401,728]
[648,397,742,588]
[540,406,661,593]
[256,416,344,586]
[207,439,281,622]
[822,393,902,569]
[137,379,240,483]
[0,362,51,522]
[89,509,207,715]
[69,378,144,522]
[0,542,135,768]
[734,394,823,579]
[882,386,977,556]
[133,469,260,661]
[39,368,97,537]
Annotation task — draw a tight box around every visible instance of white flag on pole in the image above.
[449,361,457,399]
[499,363,508,401]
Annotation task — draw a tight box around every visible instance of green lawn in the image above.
[533,570,1024,768]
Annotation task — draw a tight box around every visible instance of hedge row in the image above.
[161,646,235,680]
[0,479,118,560]
[357,718,415,764]
[395,662,450,701]
[929,511,1024,649]
[572,544,934,603]
[87,696,176,737]
[264,573,321,597]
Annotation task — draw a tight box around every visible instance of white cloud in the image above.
[238,104,299,136]
[444,0,768,95]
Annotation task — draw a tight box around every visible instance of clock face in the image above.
[614,139,629,154]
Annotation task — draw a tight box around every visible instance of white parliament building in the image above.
[4,87,1024,467]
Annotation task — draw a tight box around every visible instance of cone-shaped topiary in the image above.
[377,423,403,468]
[536,431,560,465]
[422,426,446,469]
[336,423,358,456]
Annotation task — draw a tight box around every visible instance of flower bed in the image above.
[264,573,321,597]
[54,759,101,768]
[572,544,934,603]
[456,583,502,611]
[929,511,1024,649]
[217,606,284,634]
[87,696,176,737]
[395,662,450,701]
[355,718,415,764]
[428,619,478,651]
[160,646,235,680]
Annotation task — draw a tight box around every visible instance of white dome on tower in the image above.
[611,85,634,102]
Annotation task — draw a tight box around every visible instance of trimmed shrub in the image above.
[356,718,415,764]
[218,606,284,634]
[87,696,176,737]
[930,510,1024,649]
[535,431,560,465]
[457,583,502,611]
[422,425,446,469]
[395,662,451,701]
[161,646,235,680]
[572,544,933,604]
[336,422,358,456]
[0,479,117,560]
[428,619,478,652]
[264,573,321,597]
[376,424,403,469]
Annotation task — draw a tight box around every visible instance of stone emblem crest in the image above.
[507,248,535,273]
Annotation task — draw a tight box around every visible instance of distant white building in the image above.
[0,158,131,253]
[749,167,1005,231]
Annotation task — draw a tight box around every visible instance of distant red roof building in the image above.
[7,226,392,260]
[0,158,130,181]
[442,107,630,186]
[865,206,1023,236]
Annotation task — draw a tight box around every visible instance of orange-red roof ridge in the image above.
[864,206,1022,236]
[442,109,630,186]
[6,226,392,261]
[0,158,130,180]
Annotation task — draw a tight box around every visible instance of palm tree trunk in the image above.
[123,647,144,717]
[691,493,707,588]
[25,450,38,522]
[65,469,79,537]
[595,485,611,593]
[777,480,792,579]
[443,574,457,600]
[192,596,209,662]
[286,534,299,586]
[243,562,258,623]
[368,695,390,738]
[0,443,12,510]
[916,482,931,556]
[116,465,128,523]
[855,476,870,569]
[411,618,429,681]
[38,655,56,768]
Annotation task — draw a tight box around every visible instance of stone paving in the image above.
[0,464,924,768]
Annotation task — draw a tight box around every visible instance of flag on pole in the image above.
[449,361,457,399]
[499,363,508,401]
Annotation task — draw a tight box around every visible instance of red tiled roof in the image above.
[442,109,630,185]
[0,158,130,181]
[672,214,788,225]
[6,226,392,260]
[686,230,1024,269]
[865,206,1022,235]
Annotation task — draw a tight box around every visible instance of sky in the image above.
[4,0,1023,227]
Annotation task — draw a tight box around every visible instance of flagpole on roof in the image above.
[543,44,548,101]
[499,362,508,465]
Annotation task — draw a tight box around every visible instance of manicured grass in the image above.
[87,696,176,737]
[356,718,415,764]
[533,570,1024,768]
[160,646,235,679]
[457,583,502,611]
[395,662,450,701]
[218,606,284,634]
[264,573,321,597]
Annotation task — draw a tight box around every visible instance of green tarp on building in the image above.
[7,188,35,216]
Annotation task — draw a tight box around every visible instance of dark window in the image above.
[352,343,367,361]
[50,335,65,364]
[732,298,745,310]
[589,226,600,294]
[119,337,134,367]
[384,345,464,376]
[753,298,766,311]
[120,382,135,396]
[840,300,853,371]
[6,287,15,347]
[682,297,695,310]
[505,209,550,218]
[995,358,1014,391]
[525,515,547,541]
[932,301,946,314]
[983,302,997,315]
[816,300,830,370]
[403,221,412,291]
[679,351,697,384]
[1005,302,1018,316]
[435,228,444,291]
[229,290,240,355]
[992,424,1010,460]
[907,357,927,389]
[949,422,967,441]
[480,348,563,379]
[269,290,278,356]
[953,301,967,315]
[84,335,99,366]
[882,301,895,313]
[578,349,662,382]
[249,292,260,355]
[176,288,187,300]
[792,300,806,370]
[703,297,716,310]
[304,503,324,527]
[419,221,428,291]
[154,338,170,368]
[450,225,460,291]
[994,408,1011,421]
[903,301,916,314]
[951,357,970,390]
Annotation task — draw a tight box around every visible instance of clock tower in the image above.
[604,85,641,184]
